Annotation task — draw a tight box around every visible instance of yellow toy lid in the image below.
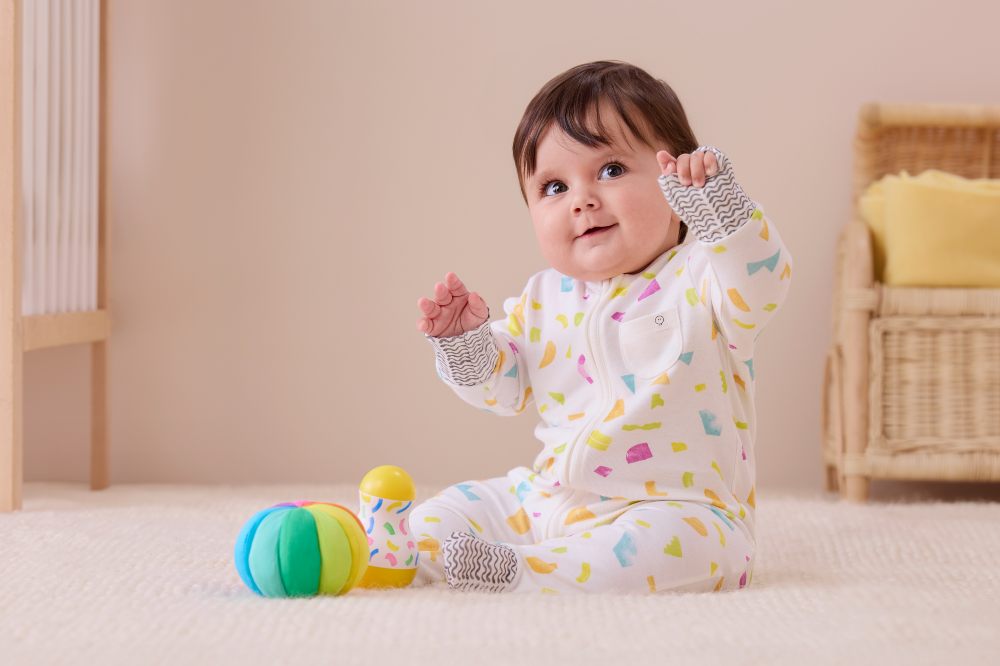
[359,465,415,500]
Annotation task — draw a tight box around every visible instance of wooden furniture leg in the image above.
[91,341,109,489]
[825,465,839,493]
[840,221,875,503]
[1,0,22,513]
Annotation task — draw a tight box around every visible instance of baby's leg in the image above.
[409,473,535,586]
[445,500,755,594]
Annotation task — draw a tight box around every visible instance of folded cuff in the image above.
[658,145,756,243]
[425,318,500,387]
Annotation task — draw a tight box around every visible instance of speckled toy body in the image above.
[234,501,369,597]
[356,465,418,589]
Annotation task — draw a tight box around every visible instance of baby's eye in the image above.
[600,163,626,179]
[542,181,567,197]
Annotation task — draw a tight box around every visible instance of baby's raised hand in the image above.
[416,272,490,338]
[656,146,754,242]
[656,149,719,188]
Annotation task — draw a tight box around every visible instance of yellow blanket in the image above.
[859,170,1000,287]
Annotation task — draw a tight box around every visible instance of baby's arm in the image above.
[417,274,534,416]
[658,146,793,362]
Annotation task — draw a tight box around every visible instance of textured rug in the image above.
[2,483,998,665]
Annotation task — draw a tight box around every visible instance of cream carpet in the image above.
[2,483,998,665]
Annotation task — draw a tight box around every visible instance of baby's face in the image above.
[524,106,681,283]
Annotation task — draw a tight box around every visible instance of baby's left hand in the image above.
[656,149,719,188]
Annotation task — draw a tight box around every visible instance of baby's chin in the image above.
[560,264,641,283]
[553,257,617,283]
[559,247,679,282]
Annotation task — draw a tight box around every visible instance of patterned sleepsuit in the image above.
[412,146,793,594]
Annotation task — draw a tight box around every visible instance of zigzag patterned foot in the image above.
[442,532,519,592]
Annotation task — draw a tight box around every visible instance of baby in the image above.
[411,60,792,594]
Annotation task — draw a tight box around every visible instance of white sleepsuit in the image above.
[413,147,793,594]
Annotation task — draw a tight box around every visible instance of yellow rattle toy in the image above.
[356,465,418,588]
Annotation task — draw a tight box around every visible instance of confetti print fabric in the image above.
[421,148,790,593]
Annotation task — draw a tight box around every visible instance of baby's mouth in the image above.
[579,224,617,238]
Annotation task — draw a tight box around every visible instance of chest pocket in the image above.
[618,307,684,379]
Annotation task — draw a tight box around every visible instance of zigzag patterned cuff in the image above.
[658,145,756,244]
[425,317,500,387]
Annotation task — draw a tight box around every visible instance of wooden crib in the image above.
[2,0,109,511]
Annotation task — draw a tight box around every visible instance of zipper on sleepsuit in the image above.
[560,279,616,496]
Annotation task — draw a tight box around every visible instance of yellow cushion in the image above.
[857,176,892,279]
[858,170,1000,286]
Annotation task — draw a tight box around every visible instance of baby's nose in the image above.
[572,197,600,214]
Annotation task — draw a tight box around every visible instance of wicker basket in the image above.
[823,103,1000,502]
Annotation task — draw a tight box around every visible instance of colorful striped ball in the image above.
[234,501,369,597]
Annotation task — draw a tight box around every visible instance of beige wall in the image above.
[24,0,1000,494]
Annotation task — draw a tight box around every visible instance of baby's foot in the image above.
[441,532,520,592]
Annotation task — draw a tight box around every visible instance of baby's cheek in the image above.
[536,232,573,273]
[639,188,675,221]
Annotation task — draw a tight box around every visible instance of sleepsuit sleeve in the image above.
[658,146,793,363]
[423,283,535,416]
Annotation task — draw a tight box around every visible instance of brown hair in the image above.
[512,60,698,242]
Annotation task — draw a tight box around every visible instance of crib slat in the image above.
[58,0,70,313]
[89,0,99,312]
[19,0,31,315]
[45,0,59,313]
[67,0,79,312]
[77,0,86,311]
[35,0,49,315]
